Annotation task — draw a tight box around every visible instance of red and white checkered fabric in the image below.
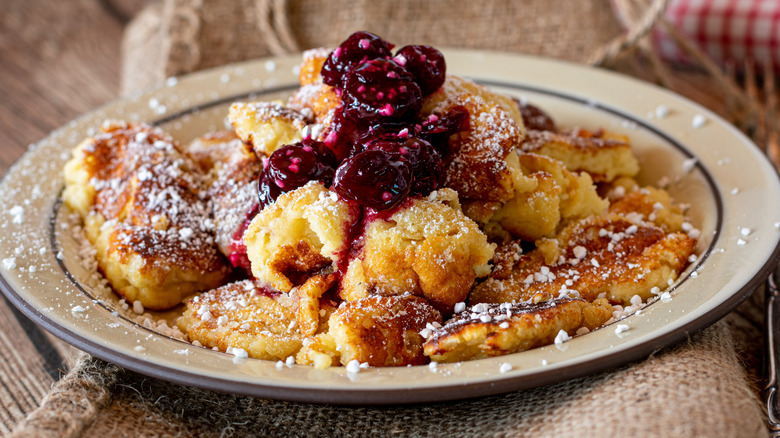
[639,0,780,69]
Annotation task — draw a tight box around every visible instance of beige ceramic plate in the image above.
[2,50,780,404]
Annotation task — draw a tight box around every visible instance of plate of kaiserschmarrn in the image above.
[1,32,780,404]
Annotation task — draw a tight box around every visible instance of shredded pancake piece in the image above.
[522,129,639,183]
[178,279,336,361]
[421,76,526,202]
[340,188,495,314]
[63,121,229,310]
[470,213,696,306]
[243,181,359,292]
[423,298,612,362]
[228,102,308,157]
[297,294,442,368]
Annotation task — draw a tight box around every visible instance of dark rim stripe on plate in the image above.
[52,80,726,354]
[0,76,777,404]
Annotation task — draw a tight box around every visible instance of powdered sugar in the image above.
[554,329,571,345]
[64,212,187,340]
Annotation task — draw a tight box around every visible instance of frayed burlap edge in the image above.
[9,319,765,438]
[7,355,122,438]
[120,0,629,95]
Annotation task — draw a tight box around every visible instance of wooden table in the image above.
[0,0,753,434]
[0,0,128,432]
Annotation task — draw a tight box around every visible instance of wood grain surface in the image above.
[0,0,125,432]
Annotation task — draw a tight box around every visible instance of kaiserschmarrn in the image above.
[63,31,699,370]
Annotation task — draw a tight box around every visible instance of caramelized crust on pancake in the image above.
[522,129,639,182]
[470,214,696,305]
[489,240,525,280]
[422,76,525,202]
[64,40,703,369]
[340,189,495,314]
[178,279,334,360]
[63,122,229,310]
[64,122,196,218]
[91,219,227,310]
[424,298,612,362]
[308,295,442,367]
[228,102,307,156]
[243,182,359,292]
[186,132,262,262]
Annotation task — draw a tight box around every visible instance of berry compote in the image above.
[258,31,469,212]
[257,139,336,210]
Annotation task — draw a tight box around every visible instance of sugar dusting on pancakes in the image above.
[65,211,186,339]
[426,78,521,201]
[85,122,222,272]
[10,31,724,372]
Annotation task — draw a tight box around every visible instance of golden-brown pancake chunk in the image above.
[186,131,262,264]
[470,214,696,306]
[320,295,442,367]
[340,189,495,313]
[296,332,341,369]
[298,47,330,86]
[607,180,687,233]
[522,129,639,183]
[471,152,608,242]
[63,121,229,310]
[243,181,360,292]
[228,102,307,157]
[178,279,334,360]
[424,298,612,362]
[422,76,525,202]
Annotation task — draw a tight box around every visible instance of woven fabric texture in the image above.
[121,0,626,95]
[12,309,767,437]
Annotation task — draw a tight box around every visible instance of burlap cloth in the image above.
[10,1,772,436]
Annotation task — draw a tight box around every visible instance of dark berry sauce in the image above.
[333,202,366,281]
[321,31,394,88]
[414,105,470,156]
[257,138,336,210]
[333,149,412,210]
[394,45,446,97]
[228,202,259,271]
[342,59,422,124]
[258,31,468,214]
[364,136,443,196]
